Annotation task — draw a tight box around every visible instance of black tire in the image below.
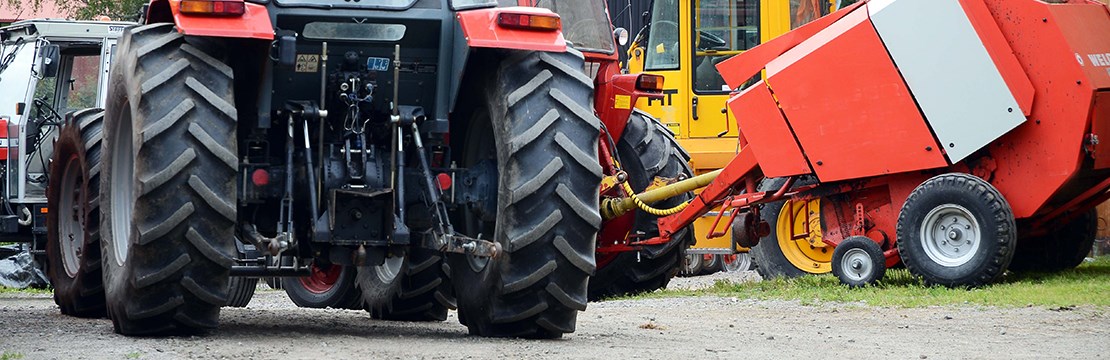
[46,108,106,318]
[265,277,282,290]
[751,177,823,279]
[450,49,600,338]
[700,254,723,275]
[677,252,702,277]
[100,24,238,335]
[1010,209,1096,273]
[896,173,1016,287]
[356,248,455,321]
[283,263,363,309]
[831,236,886,288]
[225,277,258,308]
[588,111,694,301]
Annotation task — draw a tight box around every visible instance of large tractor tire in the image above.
[1009,209,1096,273]
[46,108,106,318]
[896,173,1016,287]
[450,49,599,338]
[751,177,828,279]
[283,262,364,309]
[100,24,238,335]
[589,111,693,301]
[356,248,455,321]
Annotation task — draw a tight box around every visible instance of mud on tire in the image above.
[589,111,693,300]
[450,49,600,338]
[47,108,106,318]
[100,24,238,335]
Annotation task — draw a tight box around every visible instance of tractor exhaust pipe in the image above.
[601,169,722,220]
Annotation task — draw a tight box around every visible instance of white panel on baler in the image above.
[868,0,1026,163]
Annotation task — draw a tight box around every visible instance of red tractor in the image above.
[46,0,689,338]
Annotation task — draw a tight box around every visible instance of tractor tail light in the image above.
[180,0,246,17]
[636,74,665,92]
[497,13,561,32]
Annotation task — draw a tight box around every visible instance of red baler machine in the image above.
[603,0,1110,287]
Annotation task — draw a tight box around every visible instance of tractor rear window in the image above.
[274,0,417,10]
[532,0,615,54]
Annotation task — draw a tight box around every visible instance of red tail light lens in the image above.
[636,74,665,92]
[180,0,246,17]
[497,13,561,32]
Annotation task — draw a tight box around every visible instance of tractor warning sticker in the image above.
[295,54,320,73]
[614,95,631,110]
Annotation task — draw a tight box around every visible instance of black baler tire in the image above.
[589,111,694,301]
[46,108,106,318]
[450,49,600,339]
[1010,209,1096,273]
[225,277,258,308]
[831,236,886,288]
[896,173,1016,287]
[100,24,238,335]
[357,248,455,321]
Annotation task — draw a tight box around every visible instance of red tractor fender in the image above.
[456,7,566,53]
[146,0,274,40]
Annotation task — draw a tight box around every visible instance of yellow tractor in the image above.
[626,0,846,277]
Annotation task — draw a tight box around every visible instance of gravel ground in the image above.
[1,274,1108,360]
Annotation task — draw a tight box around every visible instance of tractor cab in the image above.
[0,19,130,242]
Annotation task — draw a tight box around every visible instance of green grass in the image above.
[633,256,1110,308]
[1,351,25,360]
[0,286,52,295]
[125,351,142,359]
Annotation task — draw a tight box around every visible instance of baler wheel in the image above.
[356,248,454,321]
[100,24,238,335]
[831,236,886,288]
[283,262,363,309]
[449,49,599,339]
[751,177,829,279]
[700,254,723,275]
[589,111,694,300]
[896,173,1016,287]
[1009,209,1097,273]
[46,108,106,318]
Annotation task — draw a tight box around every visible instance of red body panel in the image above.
[765,8,947,182]
[1094,91,1110,169]
[456,7,566,53]
[164,0,273,40]
[728,81,810,178]
[958,0,1035,116]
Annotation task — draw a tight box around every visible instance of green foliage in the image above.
[0,286,52,294]
[1,0,146,21]
[630,256,1110,308]
[124,351,142,359]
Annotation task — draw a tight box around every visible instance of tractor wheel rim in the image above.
[776,199,832,274]
[375,256,404,284]
[109,107,134,266]
[839,248,872,282]
[722,253,751,272]
[58,155,84,278]
[920,204,980,267]
[300,263,342,294]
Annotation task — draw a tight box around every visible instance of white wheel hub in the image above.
[920,204,980,267]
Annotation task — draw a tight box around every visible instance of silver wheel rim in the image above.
[920,204,980,267]
[839,248,872,282]
[58,156,84,278]
[683,254,699,273]
[375,256,404,283]
[723,253,752,272]
[109,109,134,266]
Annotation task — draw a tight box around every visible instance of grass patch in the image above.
[632,256,1110,308]
[0,286,52,295]
[1,351,24,360]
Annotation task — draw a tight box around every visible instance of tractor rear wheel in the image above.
[356,248,454,321]
[283,262,363,309]
[896,173,1016,287]
[589,111,693,300]
[46,108,106,318]
[1009,209,1096,273]
[450,49,599,338]
[100,24,238,335]
[751,177,828,279]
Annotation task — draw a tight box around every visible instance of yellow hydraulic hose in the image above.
[620,180,691,216]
